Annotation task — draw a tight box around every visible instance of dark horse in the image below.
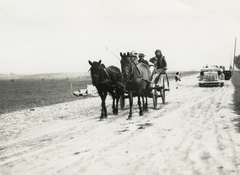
[120,52,151,120]
[88,60,122,120]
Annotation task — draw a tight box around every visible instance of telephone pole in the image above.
[233,37,237,71]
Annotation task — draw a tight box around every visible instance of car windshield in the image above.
[200,68,221,72]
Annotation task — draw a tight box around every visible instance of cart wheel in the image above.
[120,94,125,109]
[161,78,166,104]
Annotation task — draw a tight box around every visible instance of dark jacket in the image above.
[139,58,149,66]
[175,75,180,81]
[156,56,167,69]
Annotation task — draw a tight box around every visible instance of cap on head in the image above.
[155,49,162,55]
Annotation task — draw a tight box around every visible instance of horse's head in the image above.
[120,52,134,82]
[88,60,102,86]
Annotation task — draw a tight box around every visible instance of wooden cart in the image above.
[120,71,170,109]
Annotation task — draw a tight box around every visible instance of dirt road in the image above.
[1,75,240,175]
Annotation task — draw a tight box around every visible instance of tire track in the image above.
[148,82,239,175]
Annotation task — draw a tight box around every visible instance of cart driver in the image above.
[138,52,149,65]
[149,49,167,86]
[155,49,167,71]
[129,51,139,65]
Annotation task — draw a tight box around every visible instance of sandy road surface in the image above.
[1,75,240,175]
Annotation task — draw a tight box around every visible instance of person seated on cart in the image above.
[129,51,139,65]
[149,57,161,84]
[149,49,167,87]
[155,49,167,70]
[138,52,149,65]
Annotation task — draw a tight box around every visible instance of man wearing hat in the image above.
[138,53,149,65]
[129,51,139,65]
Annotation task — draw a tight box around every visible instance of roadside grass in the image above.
[231,70,240,132]
[0,71,198,115]
[0,75,91,114]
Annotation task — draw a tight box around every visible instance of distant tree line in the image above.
[234,55,240,70]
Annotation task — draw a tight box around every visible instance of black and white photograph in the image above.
[1,0,240,174]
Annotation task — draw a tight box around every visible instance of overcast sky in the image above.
[0,0,239,74]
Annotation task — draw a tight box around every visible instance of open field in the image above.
[232,70,240,131]
[0,73,91,114]
[0,71,198,115]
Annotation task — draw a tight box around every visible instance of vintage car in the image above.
[198,66,225,87]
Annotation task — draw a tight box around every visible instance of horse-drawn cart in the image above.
[120,71,170,109]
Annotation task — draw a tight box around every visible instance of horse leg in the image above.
[99,91,107,119]
[142,82,149,112]
[115,89,121,115]
[113,95,116,114]
[109,90,117,115]
[141,92,146,111]
[127,92,133,120]
[138,91,143,116]
[145,84,149,111]
[103,91,108,118]
[99,92,105,120]
[145,93,148,111]
[138,95,143,116]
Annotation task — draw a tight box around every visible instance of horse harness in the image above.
[123,62,143,84]
[91,65,119,88]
